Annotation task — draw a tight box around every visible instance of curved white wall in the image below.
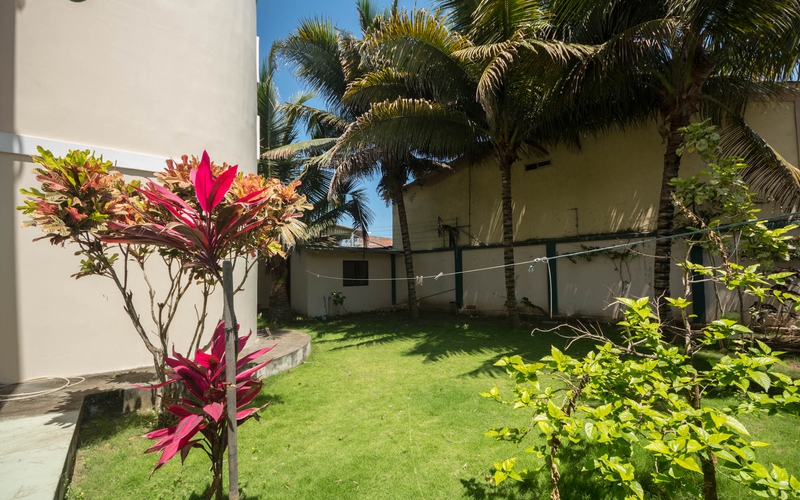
[0,0,258,383]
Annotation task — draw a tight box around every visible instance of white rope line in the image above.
[306,211,800,283]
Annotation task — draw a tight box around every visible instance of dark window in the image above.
[525,159,552,171]
[343,260,368,287]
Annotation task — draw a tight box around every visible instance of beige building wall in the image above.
[291,249,394,317]
[394,103,799,248]
[289,252,310,315]
[392,103,800,318]
[0,1,258,383]
[393,251,457,311]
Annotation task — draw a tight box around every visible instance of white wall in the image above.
[292,249,394,317]
[0,0,258,383]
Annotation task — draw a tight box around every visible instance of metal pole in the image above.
[222,260,239,500]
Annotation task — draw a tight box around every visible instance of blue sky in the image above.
[257,0,437,238]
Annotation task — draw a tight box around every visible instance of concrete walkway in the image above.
[0,328,311,500]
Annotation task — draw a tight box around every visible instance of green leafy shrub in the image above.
[482,124,800,500]
[483,297,800,500]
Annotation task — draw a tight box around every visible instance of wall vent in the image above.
[525,159,552,171]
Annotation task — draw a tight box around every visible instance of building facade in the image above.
[392,103,800,320]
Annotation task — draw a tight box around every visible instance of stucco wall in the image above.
[291,249,394,317]
[394,104,799,249]
[393,251,457,311]
[391,103,799,319]
[0,0,258,383]
[394,240,738,321]
[289,251,310,316]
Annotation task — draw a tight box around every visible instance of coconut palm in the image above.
[258,55,374,310]
[337,4,589,328]
[544,0,800,321]
[258,56,374,248]
[268,2,442,319]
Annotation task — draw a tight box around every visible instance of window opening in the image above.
[343,260,368,286]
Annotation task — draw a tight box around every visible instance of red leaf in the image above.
[145,426,174,441]
[180,440,201,465]
[168,404,201,418]
[236,407,259,424]
[203,402,224,423]
[237,359,272,382]
[193,151,215,213]
[174,413,204,443]
[237,331,253,352]
[236,383,262,408]
[136,183,198,227]
[194,349,219,370]
[236,344,275,368]
[209,165,238,211]
[211,321,227,361]
[150,413,204,472]
[234,188,267,204]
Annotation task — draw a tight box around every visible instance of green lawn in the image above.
[67,312,800,499]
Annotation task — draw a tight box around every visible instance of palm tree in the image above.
[258,55,374,307]
[258,54,374,246]
[545,0,800,321]
[337,4,587,328]
[269,2,440,319]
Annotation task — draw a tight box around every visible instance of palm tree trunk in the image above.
[654,114,690,322]
[394,189,419,319]
[499,155,521,329]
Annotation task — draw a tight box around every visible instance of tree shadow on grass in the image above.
[460,477,537,500]
[251,392,286,408]
[297,311,610,377]
[183,480,268,500]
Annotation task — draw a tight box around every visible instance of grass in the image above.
[67,312,800,499]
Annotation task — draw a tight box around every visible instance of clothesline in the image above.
[306,211,800,283]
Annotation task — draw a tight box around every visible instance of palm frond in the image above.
[364,8,476,101]
[281,101,351,135]
[275,17,350,113]
[334,97,485,160]
[327,148,386,201]
[262,138,338,161]
[717,115,800,210]
[468,0,544,44]
[433,0,482,36]
[344,68,417,110]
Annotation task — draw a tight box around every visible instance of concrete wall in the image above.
[289,252,310,315]
[393,240,766,322]
[391,103,800,319]
[0,0,258,383]
[394,103,799,250]
[393,251,457,311]
[291,249,394,317]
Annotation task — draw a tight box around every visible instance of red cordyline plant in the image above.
[141,321,274,499]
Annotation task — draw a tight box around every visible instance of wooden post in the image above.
[223,261,239,500]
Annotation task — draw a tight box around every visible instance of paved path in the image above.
[0,328,311,500]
